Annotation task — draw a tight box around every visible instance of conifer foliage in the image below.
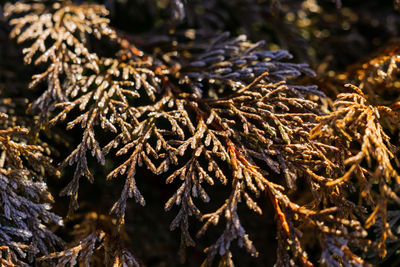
[1,0,400,266]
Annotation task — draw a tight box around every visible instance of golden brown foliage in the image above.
[38,212,139,267]
[1,0,400,266]
[312,84,400,258]
[0,99,63,266]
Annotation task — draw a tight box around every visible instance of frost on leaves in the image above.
[49,56,158,212]
[5,0,116,114]
[0,106,63,266]
[6,0,399,266]
[38,212,140,267]
[185,32,318,96]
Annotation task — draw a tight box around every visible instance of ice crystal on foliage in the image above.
[183,32,318,95]
[0,106,63,266]
[38,212,140,267]
[3,0,400,266]
[5,0,116,114]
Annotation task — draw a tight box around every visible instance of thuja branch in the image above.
[4,0,400,266]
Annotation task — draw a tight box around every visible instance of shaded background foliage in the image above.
[1,0,400,266]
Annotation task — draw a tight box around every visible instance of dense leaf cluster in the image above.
[1,0,400,266]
